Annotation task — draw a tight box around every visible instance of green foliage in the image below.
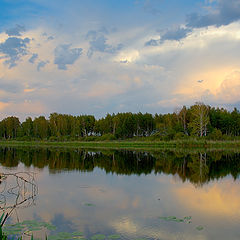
[1,104,240,141]
[208,128,223,140]
[188,102,210,137]
[98,134,116,141]
[174,132,187,140]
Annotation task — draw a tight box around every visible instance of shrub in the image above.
[99,133,116,141]
[208,128,223,140]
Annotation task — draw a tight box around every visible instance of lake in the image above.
[0,147,240,240]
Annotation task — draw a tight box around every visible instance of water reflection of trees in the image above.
[0,147,240,187]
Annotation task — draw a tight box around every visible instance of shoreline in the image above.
[0,140,240,150]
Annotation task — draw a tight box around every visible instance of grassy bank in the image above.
[0,139,240,150]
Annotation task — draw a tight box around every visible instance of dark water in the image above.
[0,147,240,240]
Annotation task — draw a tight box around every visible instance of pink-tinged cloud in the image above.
[174,179,240,217]
[216,71,240,102]
[0,101,48,120]
[0,102,9,111]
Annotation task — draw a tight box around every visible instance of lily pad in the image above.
[91,234,106,240]
[3,220,56,237]
[159,216,184,222]
[84,203,95,206]
[196,225,204,231]
[108,234,121,239]
[72,231,84,236]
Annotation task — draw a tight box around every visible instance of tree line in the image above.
[0,102,240,140]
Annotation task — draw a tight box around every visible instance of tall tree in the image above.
[189,102,210,137]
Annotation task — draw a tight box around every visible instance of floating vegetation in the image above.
[84,203,96,207]
[48,231,85,240]
[159,216,205,232]
[196,225,204,231]
[108,234,121,239]
[2,218,123,240]
[91,234,106,240]
[159,216,192,223]
[3,220,56,236]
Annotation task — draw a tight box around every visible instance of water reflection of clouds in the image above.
[111,216,207,240]
[174,179,240,217]
[2,150,240,240]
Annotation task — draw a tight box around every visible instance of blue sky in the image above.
[0,0,240,120]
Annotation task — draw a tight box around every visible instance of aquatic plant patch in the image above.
[3,220,56,236]
[159,216,192,223]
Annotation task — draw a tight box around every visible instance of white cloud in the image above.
[1,21,240,119]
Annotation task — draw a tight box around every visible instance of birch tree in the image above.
[189,102,209,137]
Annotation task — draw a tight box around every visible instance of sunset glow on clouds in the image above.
[1,0,240,120]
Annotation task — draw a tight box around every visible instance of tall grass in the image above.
[0,139,240,150]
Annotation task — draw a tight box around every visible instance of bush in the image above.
[174,132,187,140]
[83,136,98,141]
[48,136,59,142]
[99,133,116,141]
[16,136,32,141]
[208,128,223,140]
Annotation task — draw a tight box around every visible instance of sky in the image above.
[1,0,240,120]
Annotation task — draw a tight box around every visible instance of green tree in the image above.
[189,102,210,137]
[21,117,33,137]
[1,116,20,139]
[33,116,49,139]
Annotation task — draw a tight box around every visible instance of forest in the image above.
[0,102,240,141]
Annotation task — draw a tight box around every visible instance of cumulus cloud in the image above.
[5,24,25,36]
[0,37,30,68]
[145,27,192,46]
[215,71,240,103]
[145,0,240,46]
[47,36,54,41]
[28,53,38,63]
[37,60,49,71]
[160,27,192,42]
[86,29,123,58]
[186,0,240,28]
[145,39,160,46]
[54,44,82,70]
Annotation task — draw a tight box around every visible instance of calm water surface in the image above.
[0,147,240,240]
